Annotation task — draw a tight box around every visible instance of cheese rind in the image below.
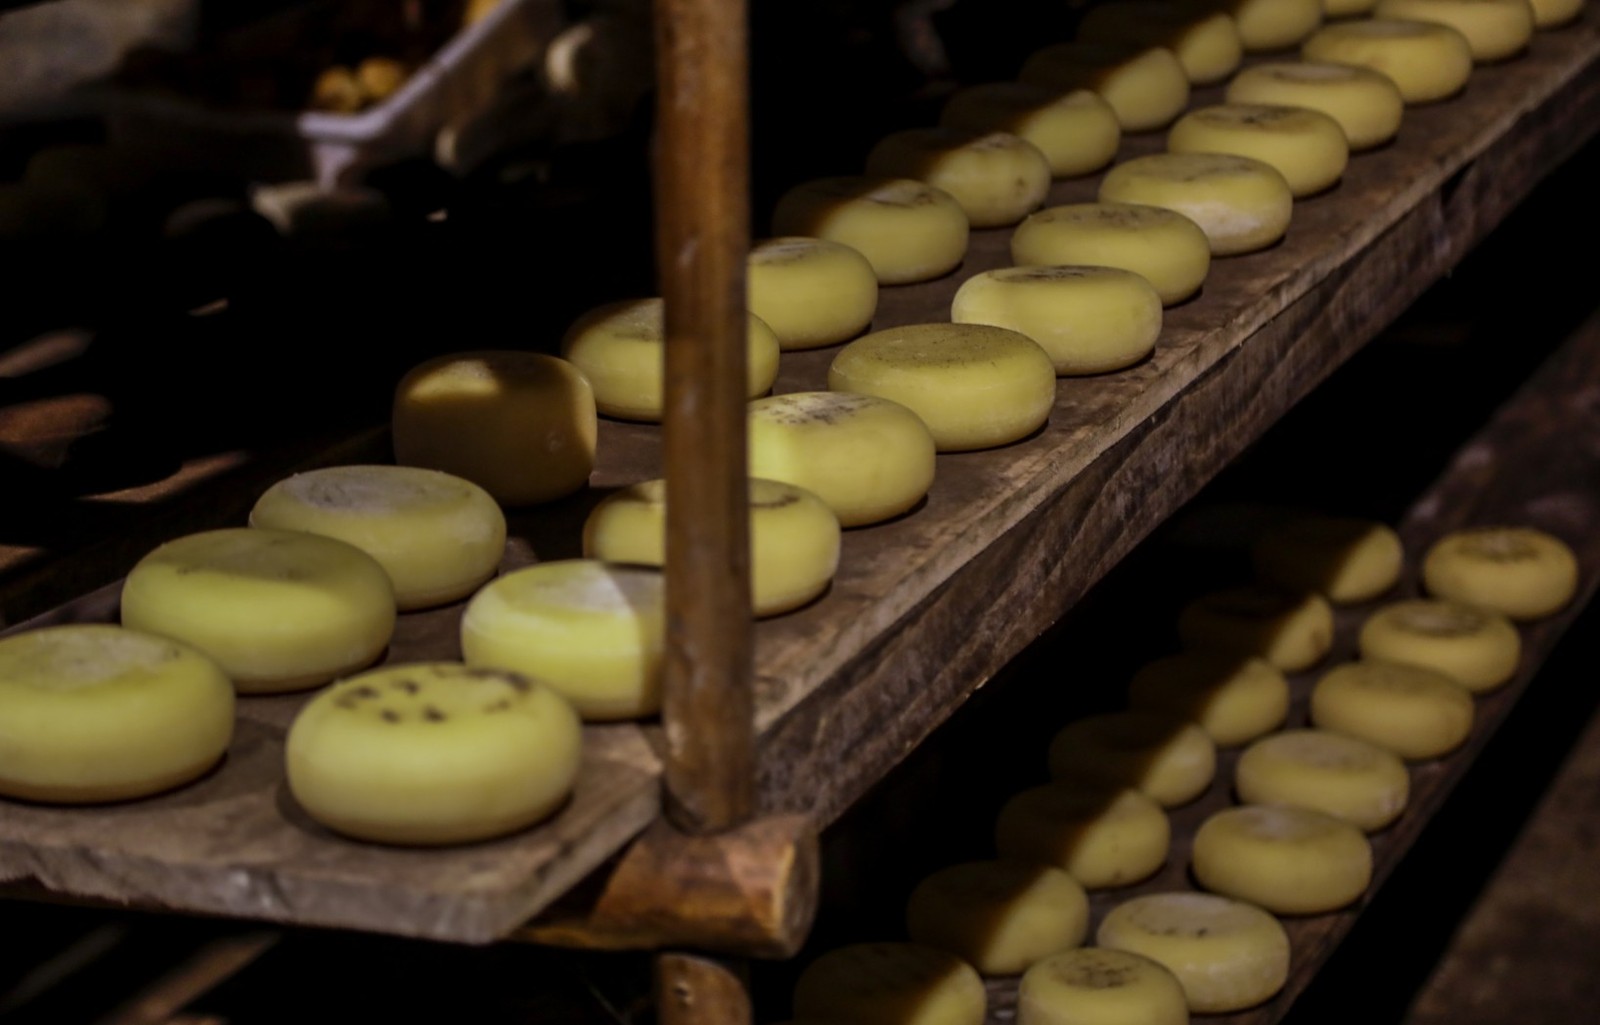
[1252,515,1404,603]
[1186,0,1325,50]
[1178,585,1334,671]
[771,176,970,285]
[1358,598,1521,691]
[748,237,879,350]
[1098,153,1293,256]
[906,860,1091,975]
[995,784,1171,888]
[1225,62,1405,151]
[1078,3,1245,83]
[1019,43,1191,132]
[1017,948,1190,1025]
[793,942,987,1025]
[940,84,1121,178]
[866,128,1053,228]
[1128,651,1289,746]
[1048,712,1216,807]
[1167,103,1350,197]
[1011,203,1211,305]
[1302,20,1474,103]
[1421,526,1578,620]
[1311,659,1475,760]
[1373,0,1535,60]
[1236,728,1411,830]
[1191,804,1373,913]
[1096,892,1290,1013]
[1528,0,1582,26]
[952,266,1163,376]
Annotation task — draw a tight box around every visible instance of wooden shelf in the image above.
[2,18,1597,947]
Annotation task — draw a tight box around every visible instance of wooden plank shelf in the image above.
[2,17,1597,946]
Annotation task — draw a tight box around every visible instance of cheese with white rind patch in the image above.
[748,391,936,527]
[1421,525,1578,620]
[1236,728,1411,831]
[906,860,1091,976]
[952,266,1163,376]
[1096,892,1290,1013]
[1127,651,1290,746]
[865,128,1053,228]
[1011,203,1211,306]
[995,784,1171,889]
[1373,0,1534,61]
[0,625,234,803]
[1098,153,1293,256]
[392,350,596,506]
[828,323,1057,451]
[1226,62,1405,151]
[1358,598,1521,692]
[120,528,396,694]
[940,84,1121,178]
[460,560,664,720]
[1178,585,1334,671]
[285,662,582,845]
[561,298,781,421]
[1311,659,1475,760]
[1302,20,1474,103]
[748,237,878,350]
[1077,2,1244,84]
[771,176,969,285]
[1168,103,1350,197]
[249,464,506,611]
[1192,804,1373,913]
[1019,43,1191,132]
[1048,712,1217,807]
[793,942,987,1025]
[1252,515,1404,603]
[1017,947,1189,1025]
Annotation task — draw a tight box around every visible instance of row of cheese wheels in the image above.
[783,518,1580,1024]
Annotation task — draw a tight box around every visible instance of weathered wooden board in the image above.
[0,17,1595,944]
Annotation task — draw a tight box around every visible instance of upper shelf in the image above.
[1,17,1597,945]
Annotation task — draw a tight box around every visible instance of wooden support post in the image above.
[657,952,753,1025]
[652,0,756,834]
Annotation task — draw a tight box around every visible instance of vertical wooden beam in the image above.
[652,0,756,833]
[657,952,753,1025]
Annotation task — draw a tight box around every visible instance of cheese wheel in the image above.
[865,128,1052,228]
[460,560,664,720]
[771,177,969,285]
[1325,0,1381,17]
[1358,598,1521,692]
[392,351,596,506]
[1528,0,1583,26]
[0,625,234,803]
[1096,892,1290,1013]
[561,298,780,421]
[1011,203,1211,306]
[121,528,396,694]
[1226,62,1405,151]
[940,84,1122,178]
[249,465,506,611]
[1311,660,1475,760]
[1302,20,1474,103]
[1187,0,1324,50]
[1192,804,1373,913]
[1422,525,1579,620]
[952,266,1163,375]
[1167,103,1350,197]
[285,662,582,845]
[1128,651,1290,746]
[1236,728,1411,830]
[793,942,987,1025]
[1252,515,1404,603]
[1178,585,1334,671]
[1078,3,1245,84]
[748,391,936,527]
[1018,948,1189,1025]
[583,478,841,617]
[748,237,879,350]
[906,860,1091,975]
[1048,712,1216,807]
[1373,0,1535,60]
[995,784,1171,889]
[828,323,1057,451]
[1098,153,1293,256]
[1019,43,1191,132]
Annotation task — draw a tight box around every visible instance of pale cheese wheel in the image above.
[748,237,879,350]
[748,391,936,527]
[1078,3,1245,84]
[865,128,1053,228]
[1311,659,1475,760]
[1358,598,1521,692]
[285,662,582,845]
[1191,803,1373,913]
[249,465,506,611]
[1168,103,1350,197]
[1178,585,1334,671]
[1019,43,1191,132]
[1128,651,1290,746]
[583,478,841,617]
[1251,515,1404,603]
[1186,0,1325,50]
[1302,20,1474,103]
[1421,525,1579,620]
[771,176,969,285]
[906,860,1091,975]
[1373,0,1535,60]
[793,942,987,1025]
[0,625,234,803]
[121,528,396,694]
[1096,892,1290,1013]
[940,84,1122,178]
[1226,61,1405,151]
[952,266,1163,375]
[1017,948,1188,1025]
[995,784,1171,888]
[1047,712,1216,807]
[561,297,781,421]
[1010,203,1211,305]
[1098,153,1293,256]
[1236,728,1411,830]
[828,323,1057,451]
[392,351,596,506]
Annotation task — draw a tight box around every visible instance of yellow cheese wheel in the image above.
[748,391,936,527]
[1236,728,1411,830]
[1098,153,1293,256]
[1127,651,1290,746]
[392,351,596,506]
[771,176,970,285]
[1192,804,1373,913]
[1078,3,1245,84]
[1325,0,1381,16]
[906,860,1091,975]
[952,266,1163,375]
[583,478,841,617]
[121,528,396,694]
[1096,892,1289,1013]
[285,662,582,845]
[940,84,1122,178]
[1373,0,1535,60]
[995,784,1171,889]
[1011,203,1211,306]
[1178,585,1334,671]
[1186,0,1324,50]
[1019,43,1191,132]
[1048,712,1217,807]
[0,625,234,803]
[793,942,987,1025]
[1421,525,1579,620]
[1251,515,1404,603]
[829,323,1057,451]
[249,465,506,611]
[1225,62,1404,151]
[561,297,780,421]
[461,560,664,720]
[748,237,879,350]
[865,128,1053,228]
[1017,948,1189,1025]
[1358,598,1521,692]
[1528,0,1583,26]
[1302,20,1474,103]
[1311,660,1475,760]
[1168,103,1350,197]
